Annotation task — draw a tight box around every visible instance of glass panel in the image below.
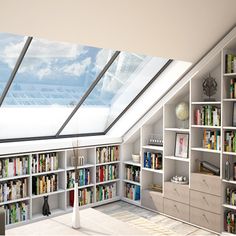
[0,32,26,96]
[61,52,168,135]
[1,37,114,139]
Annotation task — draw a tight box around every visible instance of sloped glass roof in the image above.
[0,33,174,141]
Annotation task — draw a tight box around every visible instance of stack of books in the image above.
[225,54,236,73]
[225,211,236,234]
[1,201,29,225]
[203,129,221,150]
[143,152,162,169]
[0,178,28,202]
[0,156,30,178]
[67,168,91,189]
[96,164,118,183]
[32,152,58,174]
[225,131,236,152]
[96,183,116,202]
[69,188,93,207]
[32,174,58,195]
[125,165,140,183]
[96,146,119,164]
[194,105,221,126]
[125,183,140,201]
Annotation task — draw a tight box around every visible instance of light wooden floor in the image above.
[94,201,218,236]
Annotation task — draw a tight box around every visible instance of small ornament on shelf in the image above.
[148,134,163,146]
[170,175,188,185]
[175,102,189,129]
[202,74,217,101]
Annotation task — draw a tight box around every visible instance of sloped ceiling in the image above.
[0,0,235,63]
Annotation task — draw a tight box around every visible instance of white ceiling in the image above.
[0,0,235,63]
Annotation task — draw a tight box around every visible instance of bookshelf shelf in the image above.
[191,101,221,105]
[223,126,236,130]
[191,147,221,154]
[32,208,65,221]
[223,72,236,77]
[223,98,236,102]
[122,197,141,206]
[222,179,236,184]
[222,204,236,210]
[165,156,189,162]
[96,161,120,166]
[142,167,163,174]
[0,174,30,182]
[223,151,236,156]
[123,160,141,167]
[191,125,221,129]
[95,196,120,205]
[66,163,95,171]
[32,189,65,199]
[96,179,120,185]
[123,179,141,186]
[66,183,95,191]
[0,197,30,206]
[164,128,189,132]
[142,145,163,151]
[32,169,65,176]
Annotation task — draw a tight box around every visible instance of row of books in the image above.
[32,174,58,195]
[32,153,58,174]
[0,156,30,179]
[125,183,140,201]
[0,179,28,203]
[96,164,118,183]
[125,165,140,183]
[96,183,116,202]
[1,202,29,225]
[143,152,162,170]
[194,106,220,126]
[203,129,221,150]
[225,54,236,74]
[225,131,236,152]
[224,211,236,234]
[226,187,236,206]
[67,169,91,189]
[229,78,236,99]
[69,188,93,207]
[96,146,119,164]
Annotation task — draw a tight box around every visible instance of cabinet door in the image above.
[141,190,163,212]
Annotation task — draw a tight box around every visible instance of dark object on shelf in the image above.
[225,157,231,181]
[234,163,236,181]
[202,74,217,101]
[0,207,5,235]
[200,161,220,176]
[148,134,163,146]
[42,196,51,216]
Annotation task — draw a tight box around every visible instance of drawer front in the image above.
[141,190,163,212]
[190,190,221,214]
[164,182,189,204]
[164,198,189,222]
[190,207,221,232]
[190,173,221,196]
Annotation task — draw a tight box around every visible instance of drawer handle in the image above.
[202,179,209,187]
[174,188,179,195]
[202,213,209,223]
[202,196,209,205]
[174,204,179,212]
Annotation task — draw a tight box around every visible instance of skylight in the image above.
[0,32,185,141]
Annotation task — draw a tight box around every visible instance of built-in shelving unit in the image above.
[0,145,120,228]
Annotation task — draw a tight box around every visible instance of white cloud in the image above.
[62,57,91,77]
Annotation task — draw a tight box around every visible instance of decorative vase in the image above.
[72,182,80,229]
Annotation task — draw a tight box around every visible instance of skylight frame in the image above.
[0,34,173,143]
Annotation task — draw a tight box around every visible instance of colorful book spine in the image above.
[96,146,119,164]
[96,164,118,183]
[67,168,91,189]
[143,152,162,169]
[124,183,140,201]
[225,131,236,152]
[225,54,236,73]
[32,152,58,174]
[125,165,140,182]
[96,183,116,202]
[32,174,58,195]
[203,129,221,150]
[69,187,93,207]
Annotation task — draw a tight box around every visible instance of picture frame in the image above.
[233,102,236,126]
[174,133,189,158]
